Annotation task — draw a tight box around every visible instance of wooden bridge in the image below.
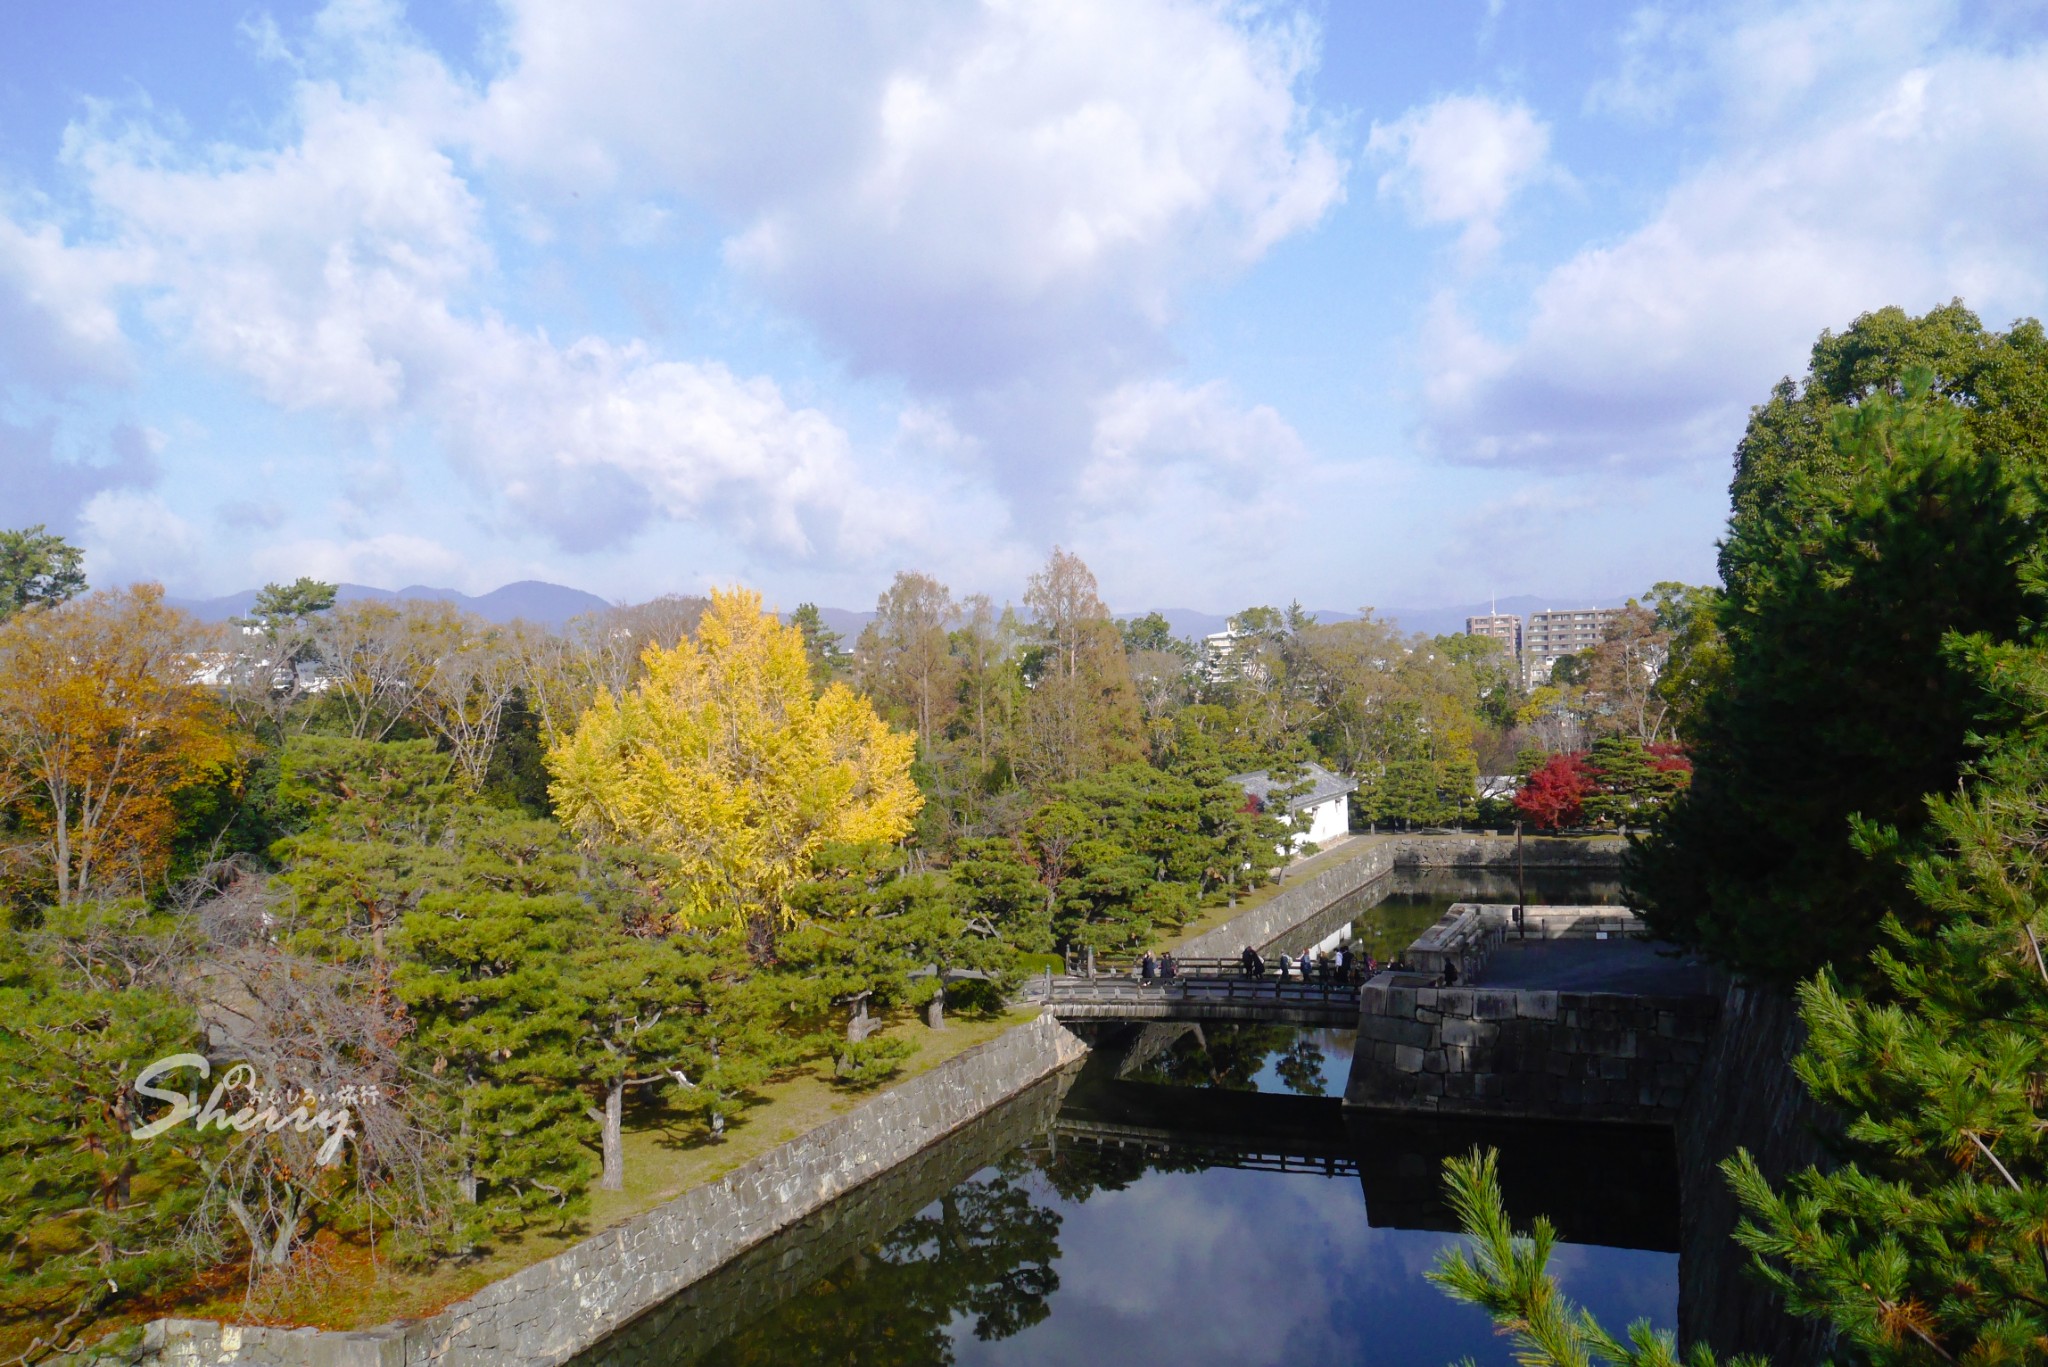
[1031,958,1365,1028]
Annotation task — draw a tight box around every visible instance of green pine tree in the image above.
[394,812,595,1234]
[0,914,205,1355]
[1720,631,2048,1364]
[1636,356,2045,983]
[1436,528,2048,1367]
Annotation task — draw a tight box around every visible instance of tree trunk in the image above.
[926,987,946,1030]
[599,1082,624,1192]
[458,1086,478,1202]
[746,912,777,964]
[53,796,72,904]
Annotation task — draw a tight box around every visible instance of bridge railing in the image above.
[1039,971,1364,1008]
[1061,955,1377,987]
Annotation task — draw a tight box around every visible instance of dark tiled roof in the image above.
[1226,761,1355,812]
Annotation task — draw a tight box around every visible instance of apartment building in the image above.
[1524,607,1621,685]
[1464,612,1522,660]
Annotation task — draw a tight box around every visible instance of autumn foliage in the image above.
[546,586,922,931]
[1513,753,1596,831]
[0,584,233,902]
[1513,740,1692,832]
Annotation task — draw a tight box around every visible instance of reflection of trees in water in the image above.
[690,1027,1357,1364]
[704,1126,1271,1364]
[1273,1035,1328,1096]
[1124,1023,1326,1096]
[704,1157,1060,1366]
[1028,1134,1213,1205]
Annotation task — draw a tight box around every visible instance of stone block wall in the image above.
[1675,976,1839,1362]
[569,1067,1072,1365]
[1344,977,1717,1123]
[117,1015,1089,1367]
[1406,903,1642,978]
[1175,835,1621,960]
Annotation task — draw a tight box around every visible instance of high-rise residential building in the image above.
[1524,607,1621,685]
[1464,612,1522,661]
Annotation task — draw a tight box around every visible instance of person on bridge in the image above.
[1140,952,1156,984]
[1276,952,1293,981]
[1241,945,1265,979]
[1160,953,1178,981]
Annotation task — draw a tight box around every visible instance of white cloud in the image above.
[57,53,897,566]
[248,531,474,588]
[478,0,1345,390]
[1367,93,1552,262]
[0,207,142,389]
[1084,378,1307,505]
[10,1,1349,604]
[70,79,485,415]
[78,488,198,585]
[1421,17,2048,471]
[1062,379,1321,605]
[1589,0,1956,128]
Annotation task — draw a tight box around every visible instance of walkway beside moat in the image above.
[1476,937,1713,995]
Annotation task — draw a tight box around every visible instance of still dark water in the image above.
[577,869,1670,1367]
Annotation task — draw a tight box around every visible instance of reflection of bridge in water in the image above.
[1059,1031,1679,1253]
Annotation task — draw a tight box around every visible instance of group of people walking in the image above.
[1136,952,1179,982]
[1237,943,1378,987]
[1119,943,1418,988]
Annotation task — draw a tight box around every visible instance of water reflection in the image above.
[576,867,1669,1367]
[1121,1021,1335,1097]
[579,1041,1677,1367]
[710,1158,1062,1365]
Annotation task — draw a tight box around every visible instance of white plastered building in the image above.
[1228,762,1356,851]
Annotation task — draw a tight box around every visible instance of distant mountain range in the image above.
[170,580,613,627]
[171,582,1620,639]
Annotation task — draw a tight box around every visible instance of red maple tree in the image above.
[1514,752,1597,831]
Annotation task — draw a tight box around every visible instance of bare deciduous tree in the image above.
[180,872,450,1300]
[397,603,518,791]
[512,596,709,746]
[313,602,415,740]
[1581,603,1673,743]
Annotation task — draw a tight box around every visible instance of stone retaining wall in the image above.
[1175,835,1622,960]
[1676,976,1839,1362]
[1344,976,1717,1123]
[569,1068,1074,1365]
[118,1015,1089,1367]
[1407,903,1642,978]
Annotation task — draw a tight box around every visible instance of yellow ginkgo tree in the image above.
[547,587,921,936]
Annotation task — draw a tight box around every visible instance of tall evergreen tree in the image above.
[1721,627,2048,1365]
[1636,329,2047,982]
[0,525,86,621]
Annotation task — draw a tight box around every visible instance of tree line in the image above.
[0,462,1707,1354]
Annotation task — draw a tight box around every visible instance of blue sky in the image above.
[4,1,2046,615]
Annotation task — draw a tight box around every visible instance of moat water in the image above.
[578,869,1668,1367]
